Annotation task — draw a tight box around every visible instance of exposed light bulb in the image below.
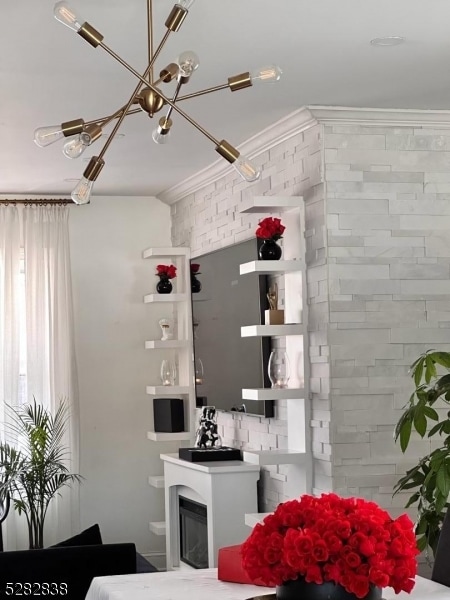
[34,125,65,148]
[53,1,84,32]
[250,65,283,84]
[63,135,87,159]
[177,50,200,77]
[152,128,171,145]
[71,177,94,204]
[177,0,195,9]
[232,156,260,182]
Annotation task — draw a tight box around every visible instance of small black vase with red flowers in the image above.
[156,264,177,294]
[190,263,202,294]
[256,217,285,260]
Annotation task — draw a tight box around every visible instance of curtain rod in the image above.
[0,199,75,205]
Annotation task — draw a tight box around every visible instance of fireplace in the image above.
[179,496,208,569]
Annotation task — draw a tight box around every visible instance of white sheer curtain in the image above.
[0,204,80,549]
[23,205,80,546]
[0,206,21,549]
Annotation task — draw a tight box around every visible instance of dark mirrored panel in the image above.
[191,239,273,417]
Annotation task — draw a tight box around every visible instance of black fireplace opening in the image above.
[179,496,208,569]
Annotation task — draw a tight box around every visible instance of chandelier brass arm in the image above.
[35,0,281,204]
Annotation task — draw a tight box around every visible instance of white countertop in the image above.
[85,568,450,600]
[160,453,261,473]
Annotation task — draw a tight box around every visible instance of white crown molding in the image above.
[157,107,318,205]
[0,194,72,201]
[158,105,450,206]
[307,105,450,127]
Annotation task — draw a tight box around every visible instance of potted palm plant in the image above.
[394,349,450,556]
[0,398,81,549]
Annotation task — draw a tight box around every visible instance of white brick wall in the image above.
[171,125,327,511]
[170,109,450,523]
[324,122,450,521]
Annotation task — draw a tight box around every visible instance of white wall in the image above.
[69,195,177,558]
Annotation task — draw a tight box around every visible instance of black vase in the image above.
[191,274,202,294]
[259,238,282,260]
[276,579,382,600]
[156,277,173,294]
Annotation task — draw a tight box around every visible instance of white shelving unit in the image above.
[145,340,188,349]
[148,475,165,488]
[238,196,312,503]
[242,449,306,466]
[240,260,302,275]
[241,324,303,337]
[149,521,166,536]
[147,431,192,442]
[244,513,271,527]
[144,293,187,303]
[242,387,305,401]
[142,246,196,444]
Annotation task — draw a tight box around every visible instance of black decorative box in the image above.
[178,446,242,463]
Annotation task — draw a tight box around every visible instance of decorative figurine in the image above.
[159,318,173,341]
[194,406,222,449]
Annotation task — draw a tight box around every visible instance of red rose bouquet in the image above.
[156,264,177,279]
[255,217,285,241]
[241,493,418,599]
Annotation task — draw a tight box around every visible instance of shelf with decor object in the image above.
[240,196,304,214]
[143,247,196,447]
[242,387,305,401]
[147,431,192,442]
[238,196,312,500]
[241,324,303,337]
[239,259,302,275]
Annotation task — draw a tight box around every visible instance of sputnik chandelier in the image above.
[34,0,282,205]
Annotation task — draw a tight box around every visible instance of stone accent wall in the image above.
[171,125,328,511]
[170,109,450,525]
[324,123,450,517]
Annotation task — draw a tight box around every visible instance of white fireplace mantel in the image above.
[161,453,260,570]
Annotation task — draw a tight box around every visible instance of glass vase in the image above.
[160,359,176,386]
[268,350,290,388]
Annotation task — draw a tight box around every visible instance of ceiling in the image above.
[3,0,450,198]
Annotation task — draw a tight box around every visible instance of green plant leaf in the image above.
[399,418,412,452]
[416,535,428,552]
[434,352,450,370]
[414,359,424,387]
[405,492,420,508]
[425,355,437,384]
[436,467,450,498]
[414,409,427,438]
[424,406,439,421]
[428,422,445,437]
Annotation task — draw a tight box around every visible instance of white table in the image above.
[85,568,450,600]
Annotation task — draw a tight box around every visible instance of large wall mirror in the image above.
[191,239,274,418]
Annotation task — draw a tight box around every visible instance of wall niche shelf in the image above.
[240,196,303,214]
[148,475,165,488]
[146,385,191,395]
[241,324,303,337]
[145,340,188,349]
[239,260,302,275]
[144,293,187,303]
[149,521,166,536]
[147,431,191,442]
[242,388,305,401]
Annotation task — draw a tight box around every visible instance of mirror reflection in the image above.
[191,239,273,417]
